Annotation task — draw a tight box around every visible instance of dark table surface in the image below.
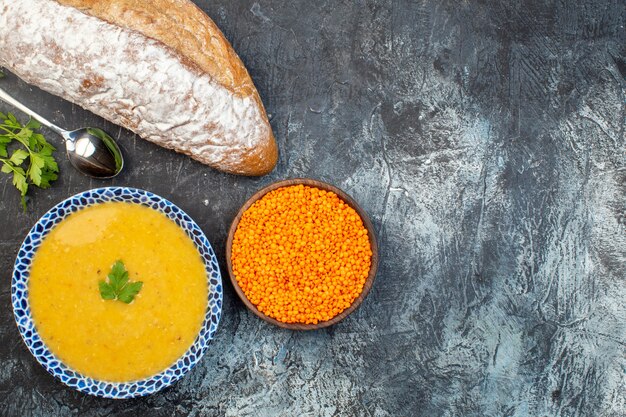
[1,1,624,416]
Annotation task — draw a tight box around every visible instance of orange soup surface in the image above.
[28,202,207,382]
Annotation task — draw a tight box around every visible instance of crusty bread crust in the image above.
[56,0,257,98]
[0,0,277,175]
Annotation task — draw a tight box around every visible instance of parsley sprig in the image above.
[0,112,59,210]
[99,260,143,304]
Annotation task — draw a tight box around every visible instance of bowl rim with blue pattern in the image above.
[11,187,223,399]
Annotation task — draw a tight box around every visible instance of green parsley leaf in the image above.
[38,171,58,189]
[41,154,59,173]
[12,169,28,211]
[0,112,59,210]
[33,133,52,150]
[108,260,129,289]
[5,113,19,128]
[12,169,27,194]
[99,260,143,304]
[15,127,32,141]
[117,282,143,304]
[98,281,116,300]
[25,118,40,130]
[9,149,28,165]
[29,153,44,186]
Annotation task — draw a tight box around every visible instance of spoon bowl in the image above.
[63,127,123,178]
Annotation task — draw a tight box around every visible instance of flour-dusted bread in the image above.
[0,0,278,175]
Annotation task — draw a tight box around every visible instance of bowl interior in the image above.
[12,187,222,398]
[226,178,378,330]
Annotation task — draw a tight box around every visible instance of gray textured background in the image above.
[0,0,625,416]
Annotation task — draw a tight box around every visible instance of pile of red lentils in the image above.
[231,184,372,324]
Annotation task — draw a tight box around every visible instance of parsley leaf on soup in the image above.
[99,260,143,304]
[117,282,144,304]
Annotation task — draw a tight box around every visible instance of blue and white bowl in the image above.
[12,187,223,398]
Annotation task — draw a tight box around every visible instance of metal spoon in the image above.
[0,87,123,178]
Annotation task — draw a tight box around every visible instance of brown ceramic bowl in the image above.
[225,178,379,330]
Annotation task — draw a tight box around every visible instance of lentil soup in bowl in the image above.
[226,178,378,330]
[12,187,222,398]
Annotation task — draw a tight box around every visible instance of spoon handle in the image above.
[0,87,65,135]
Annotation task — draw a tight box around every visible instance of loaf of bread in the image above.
[0,0,278,175]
